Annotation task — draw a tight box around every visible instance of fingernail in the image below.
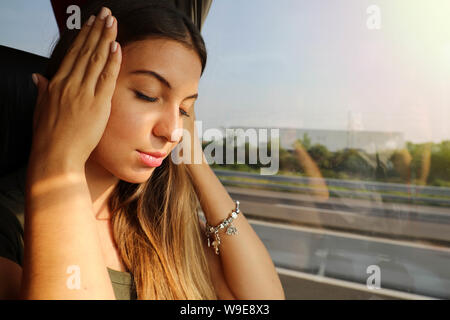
[99,7,109,20]
[87,15,95,26]
[111,41,118,53]
[106,15,114,28]
[32,73,38,86]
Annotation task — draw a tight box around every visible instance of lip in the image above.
[138,150,167,158]
[137,150,166,167]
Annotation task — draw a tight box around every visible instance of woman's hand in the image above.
[30,6,121,172]
[183,109,208,168]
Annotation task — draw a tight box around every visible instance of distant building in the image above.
[222,126,405,153]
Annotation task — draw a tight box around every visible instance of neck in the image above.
[84,158,119,220]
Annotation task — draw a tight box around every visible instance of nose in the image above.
[152,104,183,143]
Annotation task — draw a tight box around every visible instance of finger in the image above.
[68,6,112,88]
[94,41,122,100]
[83,14,118,95]
[51,14,96,83]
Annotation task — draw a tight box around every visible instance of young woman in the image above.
[0,0,285,300]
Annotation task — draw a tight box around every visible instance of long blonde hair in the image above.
[108,157,217,299]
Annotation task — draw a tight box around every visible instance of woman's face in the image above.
[89,38,202,183]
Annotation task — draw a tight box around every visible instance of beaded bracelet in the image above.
[205,200,240,255]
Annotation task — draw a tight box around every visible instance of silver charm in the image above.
[212,232,221,255]
[226,224,238,235]
[204,200,241,255]
[212,240,219,255]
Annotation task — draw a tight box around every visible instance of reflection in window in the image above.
[199,0,450,299]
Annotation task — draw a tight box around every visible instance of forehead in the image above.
[120,38,202,86]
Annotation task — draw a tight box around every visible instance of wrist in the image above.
[25,155,88,207]
[27,148,85,179]
[186,151,209,172]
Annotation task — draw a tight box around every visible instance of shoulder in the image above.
[0,202,24,265]
[0,256,22,299]
[0,169,25,299]
[0,202,23,299]
[199,219,236,300]
[0,167,26,267]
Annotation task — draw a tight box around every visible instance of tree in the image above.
[308,144,332,170]
[375,152,387,180]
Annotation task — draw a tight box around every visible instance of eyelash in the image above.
[134,90,190,117]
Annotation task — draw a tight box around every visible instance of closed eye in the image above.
[134,90,158,102]
[133,90,190,117]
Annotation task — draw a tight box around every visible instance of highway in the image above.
[213,185,450,299]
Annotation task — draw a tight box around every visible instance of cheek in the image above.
[97,100,149,154]
[109,108,139,140]
[91,104,149,176]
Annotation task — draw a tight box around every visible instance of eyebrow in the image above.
[129,69,198,101]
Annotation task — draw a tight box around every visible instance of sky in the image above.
[1,0,449,143]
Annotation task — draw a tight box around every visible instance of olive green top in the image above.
[0,166,137,300]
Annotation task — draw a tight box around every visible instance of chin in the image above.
[92,150,158,185]
[114,166,156,184]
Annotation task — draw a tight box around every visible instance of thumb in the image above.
[31,73,49,134]
[32,73,49,96]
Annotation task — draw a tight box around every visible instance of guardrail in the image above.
[212,169,450,207]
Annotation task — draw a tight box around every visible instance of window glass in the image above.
[199,0,450,299]
[0,0,59,57]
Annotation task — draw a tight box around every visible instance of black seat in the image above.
[0,45,49,177]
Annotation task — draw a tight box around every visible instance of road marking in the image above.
[275,203,356,215]
[275,202,450,218]
[247,217,450,253]
[275,266,436,300]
